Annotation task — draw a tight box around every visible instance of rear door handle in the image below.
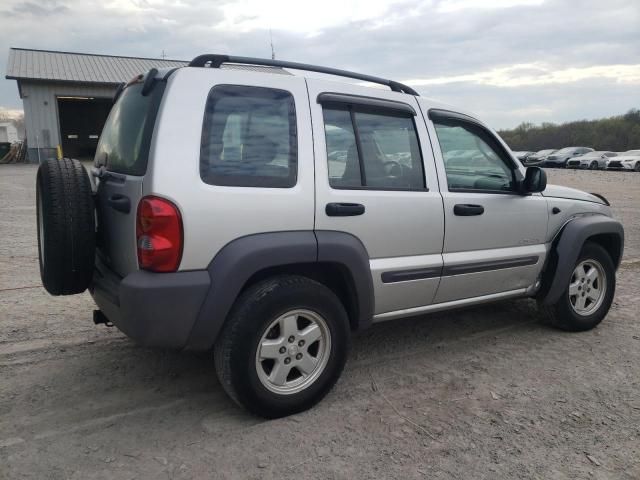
[453,204,484,216]
[107,194,131,214]
[326,202,365,217]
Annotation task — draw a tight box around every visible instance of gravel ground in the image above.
[1,164,639,479]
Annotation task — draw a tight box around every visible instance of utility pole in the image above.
[269,30,275,60]
[161,50,166,60]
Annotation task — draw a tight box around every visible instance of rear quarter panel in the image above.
[145,68,315,271]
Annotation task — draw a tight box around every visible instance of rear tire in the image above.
[634,162,640,172]
[589,161,598,170]
[539,242,615,332]
[214,275,350,418]
[36,158,96,295]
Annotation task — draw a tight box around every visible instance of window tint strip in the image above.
[317,92,416,116]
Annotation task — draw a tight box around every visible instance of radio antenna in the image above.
[269,29,276,60]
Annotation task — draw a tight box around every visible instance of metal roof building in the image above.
[5,48,187,162]
[5,48,289,162]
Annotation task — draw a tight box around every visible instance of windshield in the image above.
[95,82,164,175]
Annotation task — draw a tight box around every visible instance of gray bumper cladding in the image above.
[92,268,210,349]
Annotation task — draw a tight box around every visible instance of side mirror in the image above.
[522,166,547,194]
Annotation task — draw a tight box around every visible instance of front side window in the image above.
[323,106,425,190]
[433,119,516,192]
[200,85,297,188]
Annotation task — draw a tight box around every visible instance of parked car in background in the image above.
[567,151,617,170]
[512,151,534,161]
[512,151,542,167]
[518,148,557,167]
[607,150,640,172]
[532,149,557,162]
[544,147,594,168]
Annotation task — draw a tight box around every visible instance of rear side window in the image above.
[95,82,164,176]
[200,85,297,188]
[323,106,425,190]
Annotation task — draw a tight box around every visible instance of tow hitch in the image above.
[93,310,113,327]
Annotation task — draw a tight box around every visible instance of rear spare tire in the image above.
[36,158,95,295]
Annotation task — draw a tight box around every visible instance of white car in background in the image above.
[607,150,640,172]
[567,151,617,170]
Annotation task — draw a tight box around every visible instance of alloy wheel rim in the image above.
[568,259,606,316]
[255,309,331,395]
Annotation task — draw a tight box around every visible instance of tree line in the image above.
[498,109,640,152]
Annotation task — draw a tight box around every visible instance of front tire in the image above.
[214,275,350,418]
[539,242,615,332]
[589,161,598,170]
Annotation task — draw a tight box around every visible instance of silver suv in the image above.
[36,54,624,418]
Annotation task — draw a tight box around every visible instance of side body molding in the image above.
[185,230,374,351]
[539,215,624,306]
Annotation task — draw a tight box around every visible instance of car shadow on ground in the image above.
[3,296,548,444]
[84,299,540,408]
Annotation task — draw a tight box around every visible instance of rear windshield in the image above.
[95,82,164,175]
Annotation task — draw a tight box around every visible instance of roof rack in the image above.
[188,54,419,96]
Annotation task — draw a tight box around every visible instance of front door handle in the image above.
[326,202,365,217]
[107,194,131,214]
[453,204,484,216]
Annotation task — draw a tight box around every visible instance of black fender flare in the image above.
[315,231,375,331]
[185,231,374,351]
[539,215,624,305]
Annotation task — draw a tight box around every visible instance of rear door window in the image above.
[95,82,164,176]
[200,85,297,188]
[323,106,425,190]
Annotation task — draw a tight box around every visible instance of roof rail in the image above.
[188,54,419,96]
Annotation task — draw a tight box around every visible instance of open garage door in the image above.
[58,97,112,160]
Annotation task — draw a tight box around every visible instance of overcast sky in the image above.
[1,0,638,129]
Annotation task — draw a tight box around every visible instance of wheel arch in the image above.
[538,215,624,306]
[186,231,374,351]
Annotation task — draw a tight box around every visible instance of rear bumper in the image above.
[90,259,210,349]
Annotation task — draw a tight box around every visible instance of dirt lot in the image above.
[1,164,639,479]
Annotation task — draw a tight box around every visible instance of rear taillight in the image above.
[136,196,183,272]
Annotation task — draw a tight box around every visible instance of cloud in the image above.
[0,0,638,129]
[405,63,640,88]
[6,1,69,16]
[435,0,544,12]
[216,0,410,34]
